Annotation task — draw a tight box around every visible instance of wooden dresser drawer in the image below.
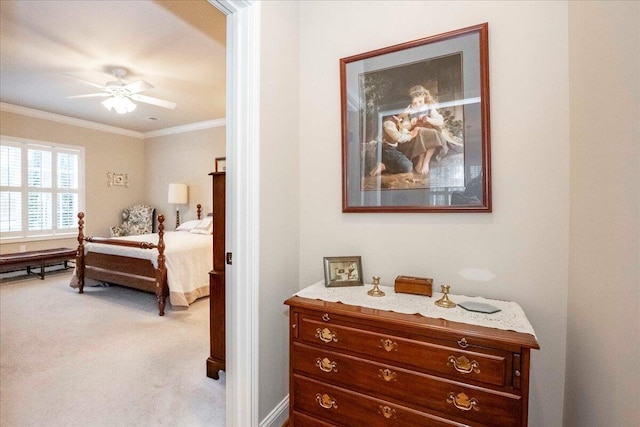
[293,374,469,427]
[298,315,510,388]
[292,342,521,426]
[292,411,339,427]
[286,294,539,427]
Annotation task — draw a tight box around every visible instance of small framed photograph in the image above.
[323,256,363,287]
[113,173,125,186]
[215,157,226,172]
[107,172,128,187]
[341,23,491,212]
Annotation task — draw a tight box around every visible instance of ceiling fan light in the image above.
[101,97,115,111]
[102,95,136,114]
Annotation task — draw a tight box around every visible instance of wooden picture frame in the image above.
[323,256,364,287]
[215,157,226,172]
[340,23,491,213]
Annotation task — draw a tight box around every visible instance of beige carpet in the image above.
[0,271,225,426]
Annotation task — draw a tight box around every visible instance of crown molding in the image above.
[1,102,225,139]
[210,0,252,14]
[0,102,144,139]
[143,118,226,138]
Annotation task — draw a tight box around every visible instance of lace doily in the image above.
[295,281,536,338]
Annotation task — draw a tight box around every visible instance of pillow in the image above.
[190,217,213,234]
[176,219,202,232]
[110,225,126,237]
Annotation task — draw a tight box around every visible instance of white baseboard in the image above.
[259,395,289,427]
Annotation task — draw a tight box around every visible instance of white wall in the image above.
[566,2,640,426]
[297,2,569,425]
[144,125,225,227]
[258,1,301,422]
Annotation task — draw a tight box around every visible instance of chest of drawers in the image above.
[285,295,539,426]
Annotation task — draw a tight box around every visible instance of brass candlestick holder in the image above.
[435,284,456,308]
[367,276,385,297]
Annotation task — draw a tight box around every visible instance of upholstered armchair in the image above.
[109,204,155,237]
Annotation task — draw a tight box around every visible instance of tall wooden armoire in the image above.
[207,172,225,380]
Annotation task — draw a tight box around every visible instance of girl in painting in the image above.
[396,85,446,175]
[369,85,450,177]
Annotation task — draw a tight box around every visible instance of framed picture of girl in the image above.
[340,23,491,213]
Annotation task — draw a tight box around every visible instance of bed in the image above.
[71,206,213,316]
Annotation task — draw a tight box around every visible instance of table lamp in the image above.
[167,183,188,228]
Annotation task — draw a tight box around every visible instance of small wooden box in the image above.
[394,275,433,297]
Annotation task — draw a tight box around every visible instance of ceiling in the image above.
[0,0,226,134]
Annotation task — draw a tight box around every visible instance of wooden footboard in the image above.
[76,212,169,316]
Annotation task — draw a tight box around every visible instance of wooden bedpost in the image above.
[155,214,168,316]
[76,212,85,294]
[197,204,202,220]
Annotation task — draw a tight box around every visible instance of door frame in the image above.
[208,1,261,426]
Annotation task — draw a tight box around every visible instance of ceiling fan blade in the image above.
[129,94,177,110]
[124,80,154,94]
[63,74,107,90]
[66,93,111,99]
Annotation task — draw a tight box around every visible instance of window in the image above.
[1,136,84,242]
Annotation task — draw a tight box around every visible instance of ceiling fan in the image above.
[65,68,177,114]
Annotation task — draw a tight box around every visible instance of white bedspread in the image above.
[75,231,212,308]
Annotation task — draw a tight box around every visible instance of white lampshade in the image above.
[168,183,188,204]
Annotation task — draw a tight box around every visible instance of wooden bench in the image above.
[0,248,77,280]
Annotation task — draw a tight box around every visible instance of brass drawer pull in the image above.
[316,357,338,373]
[378,368,398,382]
[322,313,331,321]
[316,393,338,409]
[315,327,338,343]
[457,338,469,348]
[447,355,481,374]
[378,405,396,419]
[447,392,479,412]
[379,338,398,352]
